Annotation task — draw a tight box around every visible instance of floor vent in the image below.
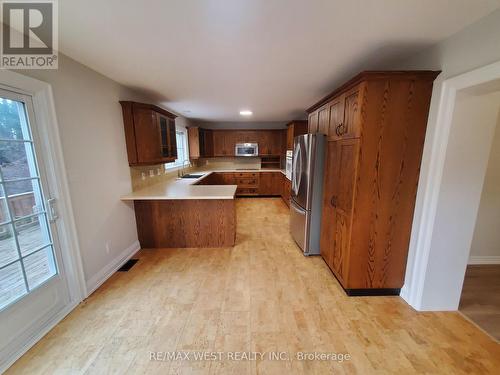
[118,259,139,272]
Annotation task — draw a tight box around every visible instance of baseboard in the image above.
[0,301,77,374]
[85,240,141,297]
[400,284,409,300]
[468,256,500,265]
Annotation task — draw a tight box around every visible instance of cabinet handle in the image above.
[330,196,337,207]
[339,123,346,135]
[335,124,342,136]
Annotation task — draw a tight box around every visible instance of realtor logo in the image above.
[1,0,58,69]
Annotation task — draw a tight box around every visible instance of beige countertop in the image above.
[121,169,288,201]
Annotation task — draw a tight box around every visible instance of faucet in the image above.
[179,159,191,177]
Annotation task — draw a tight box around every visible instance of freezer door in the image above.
[290,199,309,253]
[291,135,312,209]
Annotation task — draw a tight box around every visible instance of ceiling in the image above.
[59,0,500,122]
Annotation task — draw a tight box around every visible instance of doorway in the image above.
[0,73,85,372]
[459,100,500,340]
[403,61,500,311]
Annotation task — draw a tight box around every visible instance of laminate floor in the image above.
[6,198,500,374]
[459,265,500,342]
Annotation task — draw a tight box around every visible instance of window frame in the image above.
[165,125,190,170]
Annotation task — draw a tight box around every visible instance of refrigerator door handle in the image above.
[292,146,301,196]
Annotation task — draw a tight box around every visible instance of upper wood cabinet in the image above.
[120,101,177,166]
[310,71,440,295]
[188,127,213,159]
[308,112,319,134]
[286,121,307,150]
[212,130,231,156]
[207,129,284,158]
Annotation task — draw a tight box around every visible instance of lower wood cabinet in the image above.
[259,172,282,195]
[134,199,235,248]
[282,176,291,207]
[197,172,285,198]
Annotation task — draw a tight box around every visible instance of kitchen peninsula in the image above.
[122,168,290,248]
[121,174,237,248]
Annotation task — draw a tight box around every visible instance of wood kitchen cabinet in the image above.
[188,127,213,159]
[259,172,282,196]
[211,130,283,157]
[281,175,291,207]
[213,130,231,156]
[120,101,177,166]
[308,112,319,134]
[286,121,308,150]
[310,71,440,295]
[196,171,285,198]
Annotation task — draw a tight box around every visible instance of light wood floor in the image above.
[7,198,500,374]
[459,265,500,342]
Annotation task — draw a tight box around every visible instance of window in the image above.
[165,126,189,169]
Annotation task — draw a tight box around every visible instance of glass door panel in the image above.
[0,97,57,311]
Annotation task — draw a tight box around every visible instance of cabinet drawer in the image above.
[236,178,258,186]
[235,172,258,178]
[236,187,258,195]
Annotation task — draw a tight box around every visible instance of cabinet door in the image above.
[134,108,162,163]
[188,127,200,159]
[224,131,236,156]
[258,172,281,195]
[213,131,226,156]
[317,106,330,136]
[327,95,345,141]
[168,118,177,160]
[332,210,350,282]
[221,172,235,184]
[333,138,360,216]
[259,131,272,155]
[271,172,283,195]
[258,173,272,195]
[203,129,214,157]
[320,141,337,269]
[282,178,291,207]
[339,85,362,139]
[308,112,319,134]
[270,131,282,155]
[286,125,294,150]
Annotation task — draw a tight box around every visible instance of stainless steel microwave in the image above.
[235,143,258,157]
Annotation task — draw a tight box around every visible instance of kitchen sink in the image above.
[181,174,204,179]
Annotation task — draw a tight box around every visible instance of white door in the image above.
[0,88,72,366]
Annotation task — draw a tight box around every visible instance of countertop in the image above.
[121,169,288,201]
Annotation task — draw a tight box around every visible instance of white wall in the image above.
[18,54,152,294]
[469,112,500,262]
[390,9,500,310]
[393,9,500,79]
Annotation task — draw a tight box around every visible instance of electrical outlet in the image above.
[149,169,154,177]
[141,172,146,180]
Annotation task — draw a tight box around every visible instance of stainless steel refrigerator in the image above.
[290,133,326,255]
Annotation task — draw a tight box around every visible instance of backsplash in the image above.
[130,164,195,191]
[196,157,261,170]
[130,157,271,191]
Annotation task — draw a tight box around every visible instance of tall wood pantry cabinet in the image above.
[308,71,440,295]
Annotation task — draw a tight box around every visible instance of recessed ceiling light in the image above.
[239,110,253,116]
